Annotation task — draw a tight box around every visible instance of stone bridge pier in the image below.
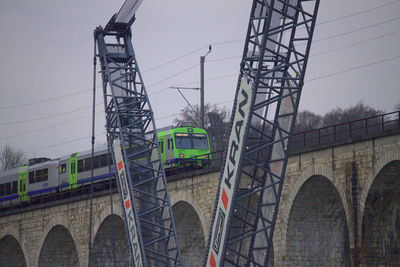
[0,131,399,266]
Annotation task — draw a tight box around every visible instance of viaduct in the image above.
[1,114,399,267]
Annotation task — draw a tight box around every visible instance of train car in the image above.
[57,147,113,191]
[0,128,211,208]
[0,167,20,206]
[157,126,211,169]
[26,159,59,198]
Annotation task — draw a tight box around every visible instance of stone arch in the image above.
[0,225,28,267]
[360,156,400,265]
[275,163,350,266]
[283,174,350,266]
[359,149,400,228]
[92,200,123,244]
[34,215,81,267]
[90,214,129,266]
[172,200,206,267]
[170,190,208,241]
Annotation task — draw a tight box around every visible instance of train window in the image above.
[85,158,91,171]
[36,169,43,182]
[29,171,35,184]
[5,183,11,195]
[27,168,49,183]
[161,141,164,153]
[12,181,18,194]
[168,139,170,150]
[93,156,100,169]
[175,134,192,149]
[192,134,208,149]
[43,169,48,181]
[0,184,4,196]
[78,160,84,173]
[59,164,66,174]
[171,139,174,149]
[100,154,106,167]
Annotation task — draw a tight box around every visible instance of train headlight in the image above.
[179,154,184,158]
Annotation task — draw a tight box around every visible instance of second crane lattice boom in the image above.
[205,0,320,266]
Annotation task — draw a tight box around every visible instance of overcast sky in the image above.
[0,0,399,159]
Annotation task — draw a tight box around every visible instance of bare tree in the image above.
[0,145,26,171]
[322,101,383,127]
[294,110,322,133]
[174,104,230,152]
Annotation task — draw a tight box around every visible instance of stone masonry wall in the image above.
[0,133,399,267]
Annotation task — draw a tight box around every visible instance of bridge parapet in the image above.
[290,111,400,153]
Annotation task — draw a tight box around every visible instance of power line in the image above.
[307,54,400,82]
[314,15,400,43]
[146,63,199,88]
[13,55,400,151]
[0,89,92,110]
[311,29,400,57]
[0,111,105,141]
[143,46,208,74]
[156,113,180,121]
[3,2,399,131]
[141,0,400,75]
[317,0,400,26]
[0,103,103,126]
[147,17,400,95]
[25,131,106,155]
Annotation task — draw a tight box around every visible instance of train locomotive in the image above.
[0,127,210,207]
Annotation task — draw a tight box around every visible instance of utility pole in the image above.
[171,45,211,129]
[200,45,211,128]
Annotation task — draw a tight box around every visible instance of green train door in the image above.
[18,166,28,202]
[69,153,78,189]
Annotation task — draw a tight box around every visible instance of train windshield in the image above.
[175,134,192,149]
[175,133,209,150]
[192,134,208,149]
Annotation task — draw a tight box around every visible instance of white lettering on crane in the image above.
[207,79,253,267]
[113,139,143,267]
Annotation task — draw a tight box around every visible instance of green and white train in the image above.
[158,126,211,169]
[0,126,211,207]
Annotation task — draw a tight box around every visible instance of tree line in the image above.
[174,101,397,153]
[1,100,398,171]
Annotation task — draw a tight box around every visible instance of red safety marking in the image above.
[125,199,131,210]
[222,188,229,211]
[118,161,123,171]
[210,252,216,267]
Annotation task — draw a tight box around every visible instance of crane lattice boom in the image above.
[205,0,320,266]
[94,0,182,265]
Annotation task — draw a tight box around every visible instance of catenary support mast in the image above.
[94,0,182,266]
[204,0,319,266]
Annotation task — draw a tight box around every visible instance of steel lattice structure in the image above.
[94,20,182,266]
[205,0,319,266]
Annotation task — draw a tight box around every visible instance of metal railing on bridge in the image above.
[290,111,400,151]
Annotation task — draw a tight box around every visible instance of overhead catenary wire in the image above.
[17,52,398,146]
[24,131,106,155]
[147,16,400,95]
[3,5,399,112]
[313,15,400,44]
[142,0,400,76]
[317,0,400,26]
[1,1,398,112]
[2,1,400,154]
[0,112,100,141]
[0,103,103,126]
[0,89,92,110]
